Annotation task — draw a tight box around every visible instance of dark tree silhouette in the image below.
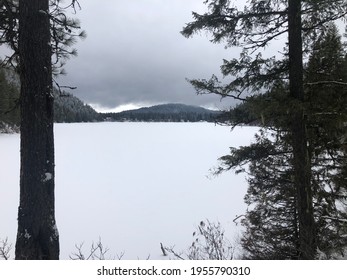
[1,0,83,259]
[182,0,347,259]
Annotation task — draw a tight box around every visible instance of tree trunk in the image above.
[288,0,316,259]
[15,0,59,259]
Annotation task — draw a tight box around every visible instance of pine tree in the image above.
[240,130,299,259]
[1,0,83,259]
[14,0,59,259]
[305,24,347,257]
[220,24,347,259]
[182,0,347,259]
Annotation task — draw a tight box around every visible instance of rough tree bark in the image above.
[288,0,316,259]
[15,0,59,259]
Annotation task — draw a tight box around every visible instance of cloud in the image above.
[58,0,240,111]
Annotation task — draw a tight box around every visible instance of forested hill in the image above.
[2,67,219,128]
[101,103,221,122]
[53,90,99,123]
[1,66,100,132]
[0,67,20,132]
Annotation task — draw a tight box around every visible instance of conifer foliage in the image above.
[183,0,347,259]
[238,25,347,259]
[0,67,19,131]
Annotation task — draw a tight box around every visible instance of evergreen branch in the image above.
[321,216,347,223]
[214,10,287,23]
[245,28,288,50]
[305,81,347,86]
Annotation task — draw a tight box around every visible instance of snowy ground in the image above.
[0,122,258,259]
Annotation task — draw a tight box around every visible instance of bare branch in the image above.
[0,238,12,260]
[53,78,77,96]
[163,220,236,260]
[160,242,167,257]
[163,246,185,260]
[70,238,122,260]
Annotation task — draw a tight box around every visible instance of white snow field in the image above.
[0,122,258,259]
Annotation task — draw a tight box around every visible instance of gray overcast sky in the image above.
[58,0,242,112]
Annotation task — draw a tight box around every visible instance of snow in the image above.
[38,10,48,15]
[43,172,53,182]
[0,122,257,259]
[24,229,31,240]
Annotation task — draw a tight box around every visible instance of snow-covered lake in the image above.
[0,122,257,259]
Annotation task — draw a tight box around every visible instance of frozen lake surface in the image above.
[0,122,257,259]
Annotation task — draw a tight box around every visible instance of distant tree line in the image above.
[101,103,220,123]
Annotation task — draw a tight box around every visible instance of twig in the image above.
[0,238,12,260]
[160,242,167,256]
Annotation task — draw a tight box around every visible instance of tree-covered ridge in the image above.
[101,103,221,122]
[53,89,99,123]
